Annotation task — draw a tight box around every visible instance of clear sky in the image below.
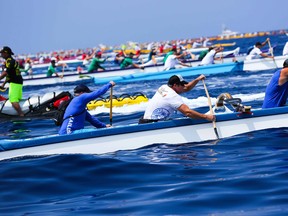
[1,0,287,55]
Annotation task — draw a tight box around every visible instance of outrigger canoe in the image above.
[2,61,243,87]
[243,55,287,71]
[0,98,287,161]
[0,91,72,122]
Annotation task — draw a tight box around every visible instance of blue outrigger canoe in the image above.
[1,61,243,87]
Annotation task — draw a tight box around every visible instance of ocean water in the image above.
[0,34,288,215]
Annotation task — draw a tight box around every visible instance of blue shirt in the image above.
[262,69,288,108]
[59,83,112,135]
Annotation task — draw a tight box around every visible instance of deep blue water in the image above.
[0,34,288,215]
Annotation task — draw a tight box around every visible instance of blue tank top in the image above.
[262,69,288,108]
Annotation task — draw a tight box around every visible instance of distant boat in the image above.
[219,24,239,37]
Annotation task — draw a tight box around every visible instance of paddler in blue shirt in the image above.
[262,59,288,108]
[59,81,115,135]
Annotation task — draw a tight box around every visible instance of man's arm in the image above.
[260,52,274,59]
[183,74,205,92]
[279,68,288,86]
[177,103,215,121]
[0,71,8,81]
[85,112,107,128]
[261,38,270,46]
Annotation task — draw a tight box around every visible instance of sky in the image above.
[1,0,287,55]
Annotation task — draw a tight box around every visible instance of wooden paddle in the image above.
[109,86,113,125]
[202,79,219,139]
[188,51,195,67]
[61,65,64,78]
[268,40,277,68]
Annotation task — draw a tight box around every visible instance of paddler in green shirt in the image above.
[198,47,213,61]
[120,53,144,70]
[163,47,176,63]
[46,57,65,77]
[88,52,107,72]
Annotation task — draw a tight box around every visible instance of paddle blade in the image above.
[214,127,219,139]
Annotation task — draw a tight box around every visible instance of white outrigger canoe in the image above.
[0,105,287,161]
[243,55,287,71]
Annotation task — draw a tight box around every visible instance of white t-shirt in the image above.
[200,49,216,65]
[163,55,179,70]
[143,84,184,120]
[246,46,262,60]
[283,42,288,56]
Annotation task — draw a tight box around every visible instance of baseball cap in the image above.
[168,75,188,87]
[74,84,92,94]
[95,52,102,57]
[0,46,14,55]
[283,59,288,68]
[51,57,57,62]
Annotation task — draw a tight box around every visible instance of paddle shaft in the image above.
[268,40,277,68]
[267,40,274,57]
[202,80,219,139]
[109,86,113,125]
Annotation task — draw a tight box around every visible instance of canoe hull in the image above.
[243,55,287,71]
[0,106,287,161]
[3,61,243,87]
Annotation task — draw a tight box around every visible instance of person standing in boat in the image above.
[59,82,115,135]
[139,74,215,123]
[87,51,107,72]
[0,46,24,116]
[262,59,288,108]
[246,38,274,60]
[200,46,224,66]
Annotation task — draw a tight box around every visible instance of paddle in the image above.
[79,74,93,79]
[188,51,195,67]
[268,40,277,68]
[109,86,113,125]
[202,79,219,139]
[61,65,64,78]
[151,55,160,72]
[0,86,7,92]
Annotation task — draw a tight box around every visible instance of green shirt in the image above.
[88,58,105,72]
[163,51,173,63]
[46,64,57,77]
[198,50,209,60]
[120,58,133,69]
